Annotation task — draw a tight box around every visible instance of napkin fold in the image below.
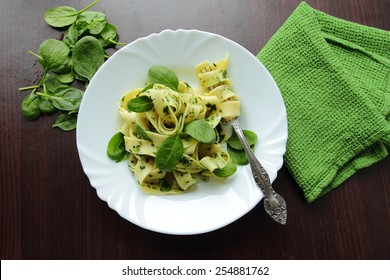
[257,2,390,202]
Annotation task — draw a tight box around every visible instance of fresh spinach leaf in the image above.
[213,162,237,177]
[72,36,105,82]
[227,145,254,165]
[63,23,79,49]
[52,113,77,131]
[227,130,258,150]
[148,66,179,91]
[38,39,70,71]
[107,132,127,162]
[141,84,154,92]
[135,124,151,141]
[57,70,75,84]
[184,119,216,144]
[43,0,100,28]
[52,87,83,111]
[22,92,41,120]
[74,72,89,83]
[37,86,83,111]
[127,96,154,112]
[100,23,118,41]
[39,98,57,114]
[225,130,258,166]
[100,23,126,46]
[38,85,57,114]
[75,11,107,35]
[44,6,79,28]
[74,20,90,36]
[155,134,184,171]
[90,18,107,35]
[42,73,68,93]
[52,56,73,74]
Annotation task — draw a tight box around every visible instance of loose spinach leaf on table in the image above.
[75,11,107,35]
[37,86,83,111]
[38,39,70,71]
[52,56,73,74]
[63,23,79,49]
[39,97,57,114]
[22,92,41,120]
[42,73,68,93]
[57,70,75,84]
[52,113,78,131]
[38,85,57,114]
[72,36,105,82]
[100,23,126,46]
[44,0,100,28]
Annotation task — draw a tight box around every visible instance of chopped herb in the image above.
[160,179,172,192]
[180,157,190,166]
[206,102,217,112]
[163,105,169,115]
[222,70,228,79]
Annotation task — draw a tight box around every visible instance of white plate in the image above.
[76,29,287,235]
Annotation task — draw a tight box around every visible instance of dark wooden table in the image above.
[1,0,389,260]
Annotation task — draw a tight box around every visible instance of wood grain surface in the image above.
[1,0,389,259]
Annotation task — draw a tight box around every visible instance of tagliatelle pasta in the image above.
[116,55,241,194]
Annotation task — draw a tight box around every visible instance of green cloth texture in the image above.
[257,2,390,202]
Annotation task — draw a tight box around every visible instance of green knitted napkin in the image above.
[257,2,390,202]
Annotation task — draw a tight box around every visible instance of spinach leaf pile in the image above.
[19,0,126,131]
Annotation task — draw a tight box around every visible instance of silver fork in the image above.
[226,117,287,225]
[200,66,287,224]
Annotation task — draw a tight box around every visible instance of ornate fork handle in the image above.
[229,118,287,225]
